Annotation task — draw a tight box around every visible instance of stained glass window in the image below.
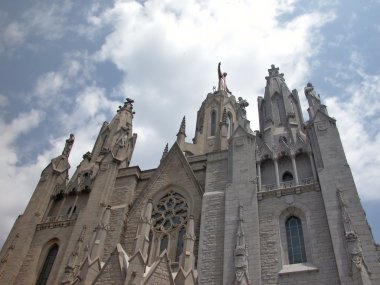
[286,216,307,264]
[36,244,59,285]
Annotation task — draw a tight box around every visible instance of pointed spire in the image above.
[161,143,169,161]
[90,205,111,260]
[134,199,153,261]
[180,215,196,273]
[337,190,365,271]
[234,205,250,284]
[176,116,186,148]
[177,116,186,135]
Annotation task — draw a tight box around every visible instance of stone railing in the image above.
[260,177,315,192]
[36,213,78,231]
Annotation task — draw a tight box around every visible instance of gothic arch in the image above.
[149,186,192,264]
[278,207,313,266]
[35,238,60,285]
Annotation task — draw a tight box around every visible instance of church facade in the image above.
[0,65,379,285]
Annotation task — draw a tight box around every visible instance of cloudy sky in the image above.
[0,0,379,247]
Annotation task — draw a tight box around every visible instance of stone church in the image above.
[0,64,379,285]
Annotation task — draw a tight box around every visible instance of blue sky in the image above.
[0,0,379,247]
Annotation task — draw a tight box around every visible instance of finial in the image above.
[162,143,169,160]
[118,98,135,114]
[62,134,75,157]
[177,116,186,136]
[265,64,284,80]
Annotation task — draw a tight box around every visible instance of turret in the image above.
[257,65,305,147]
[90,98,137,168]
[179,62,252,156]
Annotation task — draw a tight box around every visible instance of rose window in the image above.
[152,192,188,232]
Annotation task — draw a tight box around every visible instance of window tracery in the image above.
[152,192,189,233]
[150,191,189,263]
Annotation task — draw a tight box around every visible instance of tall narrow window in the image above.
[175,227,186,262]
[210,110,216,136]
[160,234,169,253]
[227,113,232,138]
[286,216,306,264]
[147,230,153,264]
[36,244,59,285]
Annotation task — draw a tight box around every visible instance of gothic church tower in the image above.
[0,64,379,285]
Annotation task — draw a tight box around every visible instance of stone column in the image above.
[274,159,280,188]
[308,152,317,182]
[56,197,66,219]
[90,205,111,260]
[135,199,153,260]
[68,195,79,219]
[180,215,196,272]
[291,155,299,185]
[257,162,262,191]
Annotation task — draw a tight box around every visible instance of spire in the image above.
[258,64,306,147]
[134,199,153,261]
[161,143,169,161]
[176,116,186,148]
[180,215,196,273]
[234,205,250,284]
[91,98,137,167]
[90,205,111,260]
[177,116,186,135]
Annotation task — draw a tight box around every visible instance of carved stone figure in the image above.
[304,82,320,100]
[237,97,249,120]
[218,62,231,94]
[62,134,75,157]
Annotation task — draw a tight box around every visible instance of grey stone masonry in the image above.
[1,67,379,285]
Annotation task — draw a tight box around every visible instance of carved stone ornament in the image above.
[151,191,188,233]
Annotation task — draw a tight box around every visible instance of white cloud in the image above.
[0,95,9,107]
[0,110,45,244]
[91,0,334,169]
[325,71,380,200]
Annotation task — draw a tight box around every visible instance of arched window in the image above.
[282,171,293,182]
[210,110,217,136]
[175,227,186,262]
[227,113,232,138]
[285,216,306,264]
[151,191,189,261]
[36,244,59,285]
